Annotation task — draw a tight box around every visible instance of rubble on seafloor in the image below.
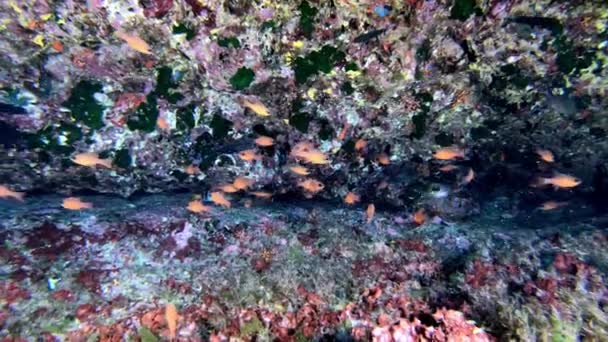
[0,195,607,340]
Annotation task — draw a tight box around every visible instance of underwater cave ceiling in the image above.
[0,0,607,210]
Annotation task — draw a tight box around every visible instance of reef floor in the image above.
[1,194,607,341]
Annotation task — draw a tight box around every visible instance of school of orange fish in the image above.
[0,140,581,224]
[0,32,584,222]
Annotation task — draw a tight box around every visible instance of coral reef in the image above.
[1,0,608,340]
[1,195,607,340]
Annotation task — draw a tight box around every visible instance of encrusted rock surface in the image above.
[0,0,605,215]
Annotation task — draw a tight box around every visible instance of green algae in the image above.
[410,92,432,139]
[450,0,477,21]
[289,112,312,133]
[416,92,433,113]
[252,124,273,137]
[318,118,334,140]
[127,94,158,132]
[295,330,308,342]
[113,148,132,168]
[298,0,318,38]
[287,244,306,265]
[86,333,100,342]
[230,67,255,90]
[261,20,276,31]
[340,139,356,155]
[411,112,427,139]
[416,39,432,63]
[345,62,359,72]
[138,327,159,342]
[435,132,455,146]
[293,57,317,84]
[470,126,491,141]
[127,66,186,132]
[176,104,196,131]
[549,314,579,342]
[315,46,346,73]
[510,16,564,35]
[217,36,241,48]
[557,49,576,74]
[156,67,179,96]
[41,317,74,335]
[173,23,195,40]
[341,81,354,95]
[63,81,105,130]
[156,66,183,104]
[209,113,233,139]
[500,64,530,89]
[240,316,265,337]
[293,45,345,84]
[27,122,83,154]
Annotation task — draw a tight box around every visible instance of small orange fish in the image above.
[301,151,330,165]
[433,147,465,160]
[344,192,360,205]
[291,142,330,165]
[536,149,554,163]
[298,178,325,194]
[233,177,252,190]
[165,303,178,341]
[51,40,64,52]
[291,142,315,156]
[242,99,270,117]
[219,184,239,193]
[535,173,581,189]
[539,201,568,211]
[187,199,212,214]
[72,152,112,168]
[439,164,459,172]
[355,139,367,151]
[63,197,93,210]
[254,136,274,147]
[412,209,426,225]
[366,203,375,223]
[377,153,390,165]
[461,168,475,185]
[250,191,272,199]
[289,165,310,176]
[115,31,152,54]
[185,164,200,175]
[210,191,231,208]
[0,185,25,202]
[238,149,262,162]
[338,124,350,141]
[157,117,170,131]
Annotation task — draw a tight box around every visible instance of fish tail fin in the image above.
[100,158,113,169]
[114,30,126,39]
[13,191,25,202]
[530,177,548,188]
